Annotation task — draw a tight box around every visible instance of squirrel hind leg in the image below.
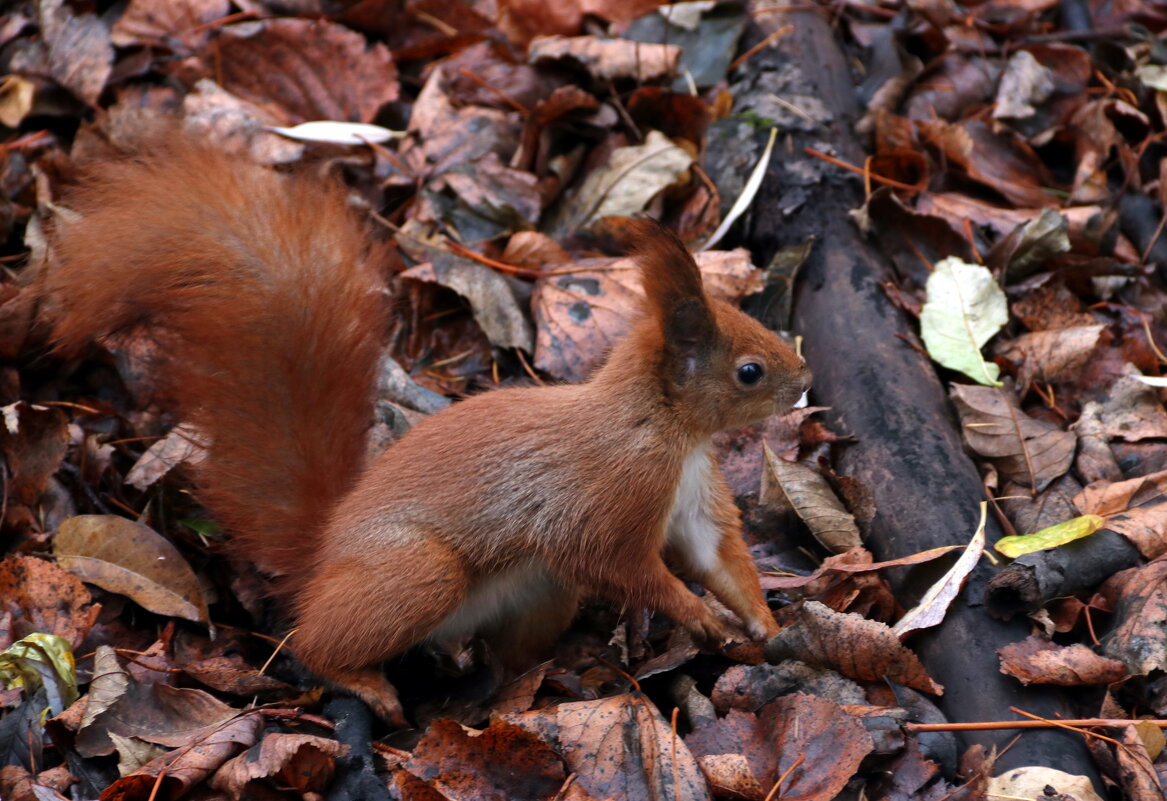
[292,538,469,726]
[482,580,582,670]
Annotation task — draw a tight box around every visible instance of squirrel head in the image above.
[628,218,812,435]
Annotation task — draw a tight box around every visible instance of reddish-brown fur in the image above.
[43,137,811,725]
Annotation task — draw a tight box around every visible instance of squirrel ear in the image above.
[626,218,716,381]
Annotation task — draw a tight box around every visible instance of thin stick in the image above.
[445,239,542,278]
[805,147,922,192]
[457,67,529,114]
[728,24,795,72]
[906,717,1167,732]
[259,628,297,675]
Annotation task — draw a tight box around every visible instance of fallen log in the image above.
[743,5,1100,783]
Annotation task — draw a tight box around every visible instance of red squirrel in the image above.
[42,136,811,726]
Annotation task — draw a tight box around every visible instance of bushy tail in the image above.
[42,135,387,585]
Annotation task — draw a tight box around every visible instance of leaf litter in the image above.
[1,0,1167,798]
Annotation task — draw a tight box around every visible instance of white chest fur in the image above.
[665,442,721,573]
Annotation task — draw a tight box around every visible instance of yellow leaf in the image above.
[994,514,1105,558]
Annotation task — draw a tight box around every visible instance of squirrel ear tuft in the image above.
[625,218,716,381]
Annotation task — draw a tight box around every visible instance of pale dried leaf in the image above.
[920,258,1008,386]
[528,35,681,82]
[54,515,210,625]
[760,443,861,553]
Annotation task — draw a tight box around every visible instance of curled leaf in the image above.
[0,633,78,714]
[761,442,861,553]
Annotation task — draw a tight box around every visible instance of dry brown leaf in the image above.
[37,0,113,107]
[211,732,348,798]
[80,647,129,732]
[124,424,205,491]
[1100,372,1167,442]
[0,554,97,650]
[528,36,681,82]
[918,119,1057,207]
[695,753,766,800]
[190,18,397,124]
[1071,404,1124,484]
[99,714,262,801]
[53,515,210,626]
[532,249,761,381]
[710,662,865,715]
[77,680,245,758]
[950,383,1075,491]
[1102,559,1167,675]
[996,324,1105,387]
[686,694,874,801]
[181,656,290,696]
[999,636,1128,686]
[0,402,69,507]
[1115,724,1166,801]
[760,443,861,553]
[405,718,565,801]
[111,0,229,49]
[507,694,710,800]
[758,545,960,590]
[1074,470,1167,558]
[440,152,543,227]
[764,601,944,694]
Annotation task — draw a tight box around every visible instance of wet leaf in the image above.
[994,513,1104,558]
[0,555,97,651]
[760,443,861,553]
[37,0,113,106]
[997,324,1104,388]
[1102,559,1167,675]
[53,515,210,626]
[920,258,1008,386]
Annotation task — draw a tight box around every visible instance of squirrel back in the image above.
[43,137,387,587]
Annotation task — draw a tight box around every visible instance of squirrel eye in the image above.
[737,362,764,385]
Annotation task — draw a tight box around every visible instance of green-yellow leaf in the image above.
[0,633,78,714]
[994,514,1105,558]
[920,257,1008,386]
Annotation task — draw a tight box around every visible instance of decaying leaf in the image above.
[892,503,986,637]
[99,714,263,800]
[0,401,69,507]
[1074,470,1167,558]
[124,424,205,491]
[506,694,711,801]
[920,258,1008,386]
[0,554,98,650]
[528,35,681,82]
[0,633,78,715]
[764,602,943,695]
[53,515,210,626]
[80,646,128,732]
[402,718,564,801]
[211,733,349,798]
[998,636,1128,685]
[993,513,1103,558]
[38,0,113,107]
[1100,370,1167,442]
[532,249,761,381]
[686,694,874,801]
[1102,559,1167,675]
[760,443,861,553]
[996,324,1104,388]
[950,383,1075,491]
[553,131,693,234]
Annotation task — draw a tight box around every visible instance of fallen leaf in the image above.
[211,732,348,797]
[950,383,1076,491]
[686,694,874,801]
[553,130,693,234]
[998,636,1128,685]
[993,50,1055,120]
[190,18,398,124]
[892,503,986,637]
[53,515,210,626]
[404,718,564,801]
[99,713,262,801]
[507,694,711,801]
[1102,559,1167,675]
[986,767,1104,801]
[0,555,97,650]
[764,602,943,694]
[999,475,1086,535]
[1100,371,1167,442]
[920,258,1008,386]
[181,656,289,696]
[0,401,69,507]
[0,634,78,715]
[110,0,228,49]
[997,324,1105,388]
[532,249,761,381]
[993,513,1103,558]
[760,443,861,553]
[528,36,681,82]
[758,545,962,591]
[37,0,113,106]
[1074,470,1167,558]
